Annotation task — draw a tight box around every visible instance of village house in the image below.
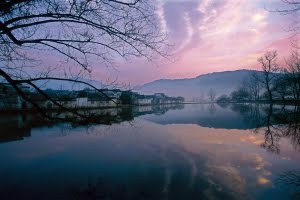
[133,94,154,105]
[75,89,118,108]
[0,83,184,110]
[0,83,30,110]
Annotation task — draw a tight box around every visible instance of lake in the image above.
[0,104,299,200]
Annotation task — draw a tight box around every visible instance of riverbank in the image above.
[0,103,186,114]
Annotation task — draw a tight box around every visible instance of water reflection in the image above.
[1,103,300,153]
[0,103,300,199]
[0,104,184,143]
[276,170,300,200]
[252,104,300,154]
[2,103,300,154]
[143,103,300,153]
[0,112,31,143]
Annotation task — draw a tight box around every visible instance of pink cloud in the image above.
[90,0,294,85]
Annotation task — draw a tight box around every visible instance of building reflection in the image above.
[1,102,299,153]
[0,104,185,143]
[0,112,31,143]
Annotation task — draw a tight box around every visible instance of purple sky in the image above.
[90,0,296,85]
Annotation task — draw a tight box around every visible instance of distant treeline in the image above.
[217,51,300,104]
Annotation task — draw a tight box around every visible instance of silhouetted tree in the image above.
[230,88,250,102]
[119,91,133,105]
[208,88,216,102]
[272,75,290,101]
[273,1,300,32]
[216,94,231,103]
[244,73,262,101]
[285,51,300,100]
[0,0,167,121]
[257,51,280,102]
[269,0,300,49]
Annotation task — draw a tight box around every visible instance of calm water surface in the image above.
[0,104,299,200]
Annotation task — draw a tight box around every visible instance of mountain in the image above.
[1,69,266,100]
[138,70,264,101]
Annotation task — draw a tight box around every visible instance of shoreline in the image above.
[0,103,186,114]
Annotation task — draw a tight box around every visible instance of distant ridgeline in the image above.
[0,83,184,111]
[140,70,260,102]
[140,69,299,103]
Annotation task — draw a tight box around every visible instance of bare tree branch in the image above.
[0,0,169,123]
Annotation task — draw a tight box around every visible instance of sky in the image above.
[91,0,296,85]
